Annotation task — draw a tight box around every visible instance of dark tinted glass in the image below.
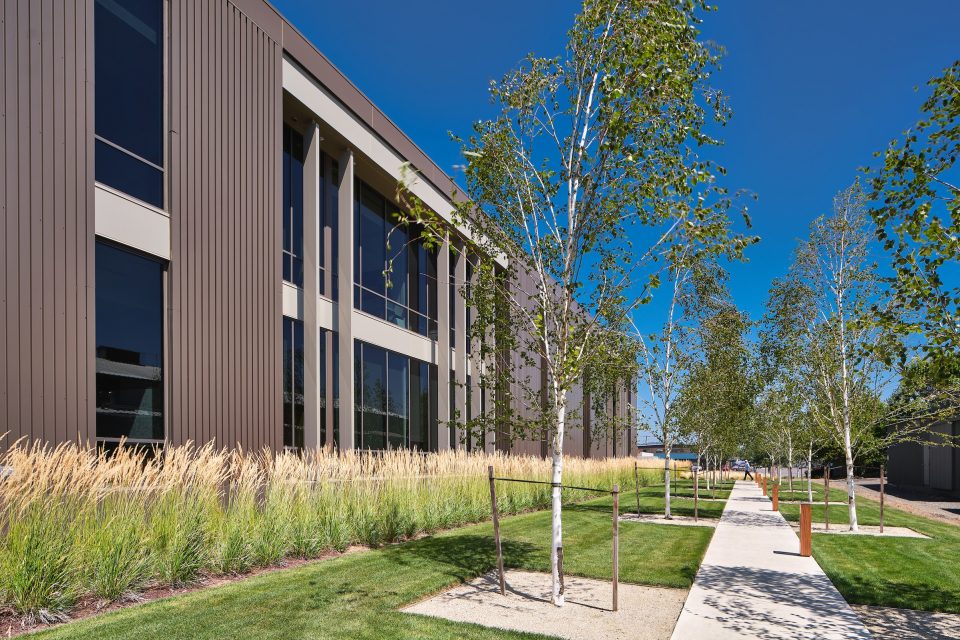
[283,125,305,287]
[95,242,164,441]
[282,317,305,449]
[359,343,387,450]
[96,139,164,208]
[388,226,407,305]
[387,353,408,449]
[95,0,164,207]
[359,188,385,296]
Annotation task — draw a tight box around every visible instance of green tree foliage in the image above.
[395,0,755,605]
[870,60,960,368]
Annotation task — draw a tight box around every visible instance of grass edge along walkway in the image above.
[28,489,716,640]
[672,480,870,640]
[777,487,960,614]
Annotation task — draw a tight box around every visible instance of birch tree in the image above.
[396,0,753,605]
[765,179,957,530]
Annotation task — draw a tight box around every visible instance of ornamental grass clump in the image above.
[0,440,655,623]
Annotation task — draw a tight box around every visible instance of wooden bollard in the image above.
[772,483,779,511]
[799,502,812,557]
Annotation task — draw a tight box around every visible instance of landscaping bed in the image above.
[0,443,661,633]
[24,490,714,639]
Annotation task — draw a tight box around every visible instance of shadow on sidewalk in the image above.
[692,564,870,639]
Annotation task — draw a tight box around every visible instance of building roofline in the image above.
[231,0,466,207]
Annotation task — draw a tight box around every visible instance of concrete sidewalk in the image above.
[671,480,871,639]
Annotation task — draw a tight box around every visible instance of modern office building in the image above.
[0,0,635,457]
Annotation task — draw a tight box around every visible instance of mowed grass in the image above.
[30,492,714,639]
[779,495,960,613]
[612,480,732,519]
[770,481,850,503]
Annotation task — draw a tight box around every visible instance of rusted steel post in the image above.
[612,485,620,612]
[634,461,641,517]
[488,465,506,595]
[772,483,779,511]
[763,475,768,497]
[824,465,830,531]
[800,502,812,557]
[880,464,885,534]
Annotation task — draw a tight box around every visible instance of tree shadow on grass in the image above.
[828,571,960,615]
[380,534,539,585]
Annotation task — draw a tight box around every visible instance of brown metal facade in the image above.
[167,0,282,449]
[1,0,633,457]
[1,0,96,447]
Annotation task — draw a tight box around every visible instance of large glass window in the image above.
[355,341,436,451]
[354,182,437,338]
[95,241,165,442]
[95,0,164,208]
[283,317,305,450]
[282,124,305,287]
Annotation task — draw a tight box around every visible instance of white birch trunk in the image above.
[788,440,794,492]
[807,443,814,503]
[664,448,672,519]
[844,426,859,531]
[551,395,566,606]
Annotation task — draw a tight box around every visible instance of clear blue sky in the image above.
[273,0,958,440]
[274,0,958,321]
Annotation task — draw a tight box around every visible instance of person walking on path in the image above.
[743,461,754,480]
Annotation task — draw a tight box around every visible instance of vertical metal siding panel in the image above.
[63,0,78,445]
[1,0,14,440]
[239,11,247,448]
[244,15,252,448]
[165,1,279,450]
[199,0,209,447]
[28,0,43,442]
[0,0,93,447]
[256,29,264,446]
[188,0,198,444]
[52,0,67,445]
[16,0,30,442]
[213,0,223,449]
[226,4,235,446]
[0,0,6,438]
[40,0,54,442]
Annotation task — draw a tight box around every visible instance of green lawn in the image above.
[779,495,960,613]
[613,481,729,519]
[30,492,715,639]
[771,482,850,503]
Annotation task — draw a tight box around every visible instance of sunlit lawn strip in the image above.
[779,496,960,613]
[31,494,714,639]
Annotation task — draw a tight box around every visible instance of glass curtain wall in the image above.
[354,341,436,451]
[354,182,437,338]
[282,317,305,450]
[95,241,165,443]
[282,124,305,287]
[95,0,165,207]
